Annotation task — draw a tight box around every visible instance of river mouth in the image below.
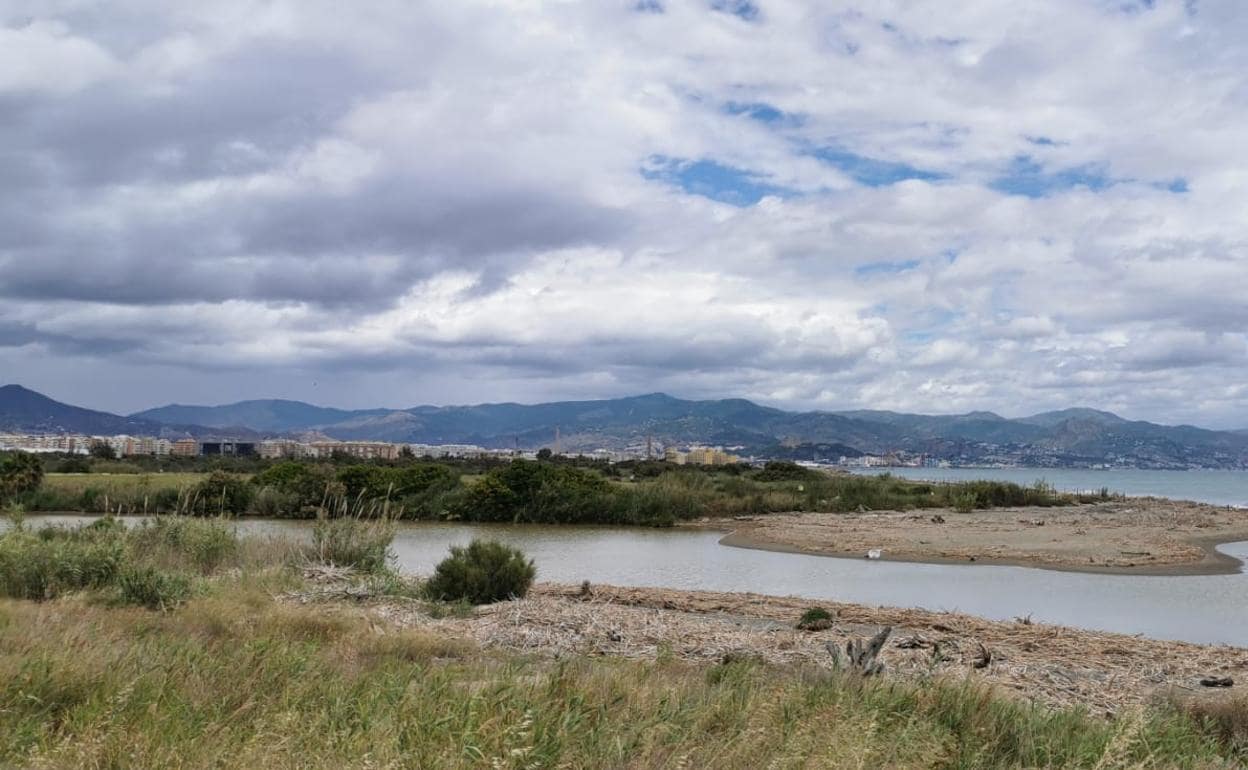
[7,515,1248,647]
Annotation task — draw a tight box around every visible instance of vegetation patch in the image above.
[14,454,1078,525]
[424,538,536,604]
[310,516,395,573]
[796,606,835,631]
[116,565,192,610]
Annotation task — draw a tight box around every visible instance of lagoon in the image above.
[12,515,1248,647]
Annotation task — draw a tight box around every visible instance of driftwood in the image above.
[973,642,993,669]
[826,626,892,676]
[895,634,933,650]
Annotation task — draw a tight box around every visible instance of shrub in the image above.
[423,539,536,604]
[116,565,191,610]
[796,607,835,631]
[189,472,253,516]
[250,487,303,518]
[951,491,978,513]
[310,517,395,573]
[752,461,818,483]
[253,462,336,510]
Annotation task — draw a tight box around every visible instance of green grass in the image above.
[23,472,211,514]
[0,587,1240,768]
[43,472,209,495]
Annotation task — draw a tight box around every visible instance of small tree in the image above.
[89,442,117,460]
[0,452,44,502]
[424,539,536,604]
[191,471,253,515]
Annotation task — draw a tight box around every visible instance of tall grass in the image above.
[0,516,292,605]
[0,590,1240,768]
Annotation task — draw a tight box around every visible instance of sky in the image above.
[1,1,1247,427]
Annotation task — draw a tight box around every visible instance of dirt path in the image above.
[693,499,1248,575]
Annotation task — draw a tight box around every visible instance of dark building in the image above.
[199,441,257,457]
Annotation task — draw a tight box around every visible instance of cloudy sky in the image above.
[2,1,1246,426]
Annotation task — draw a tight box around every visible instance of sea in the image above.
[847,467,1248,507]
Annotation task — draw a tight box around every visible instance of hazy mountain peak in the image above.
[1020,408,1125,427]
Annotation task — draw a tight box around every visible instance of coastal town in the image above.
[0,430,751,466]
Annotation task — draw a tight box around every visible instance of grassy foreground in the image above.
[0,519,1244,768]
[2,588,1242,769]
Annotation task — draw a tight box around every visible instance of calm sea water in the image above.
[11,516,1248,646]
[850,467,1248,507]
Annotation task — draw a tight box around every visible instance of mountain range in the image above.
[2,384,1246,469]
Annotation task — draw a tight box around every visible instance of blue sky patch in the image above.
[812,146,946,187]
[725,101,796,125]
[990,155,1115,198]
[642,155,790,206]
[710,0,759,21]
[855,259,920,277]
[634,0,663,13]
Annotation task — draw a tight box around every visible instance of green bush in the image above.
[189,472,253,516]
[116,565,191,610]
[453,461,614,524]
[310,517,395,573]
[250,487,304,518]
[253,462,336,511]
[423,539,536,604]
[751,461,818,483]
[796,607,835,631]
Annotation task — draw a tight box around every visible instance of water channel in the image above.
[13,515,1248,647]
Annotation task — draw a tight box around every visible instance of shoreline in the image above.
[717,528,1248,577]
[352,580,1248,713]
[690,498,1248,577]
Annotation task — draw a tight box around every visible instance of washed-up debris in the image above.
[1199,676,1234,688]
[827,626,892,676]
[895,635,933,650]
[307,581,1248,714]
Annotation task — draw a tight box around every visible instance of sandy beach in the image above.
[692,499,1248,576]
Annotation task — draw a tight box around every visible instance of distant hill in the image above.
[133,400,391,433]
[0,385,250,439]
[5,385,1248,468]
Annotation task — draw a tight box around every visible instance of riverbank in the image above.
[292,580,1248,716]
[696,498,1248,576]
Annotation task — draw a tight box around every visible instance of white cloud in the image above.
[1,0,1247,426]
